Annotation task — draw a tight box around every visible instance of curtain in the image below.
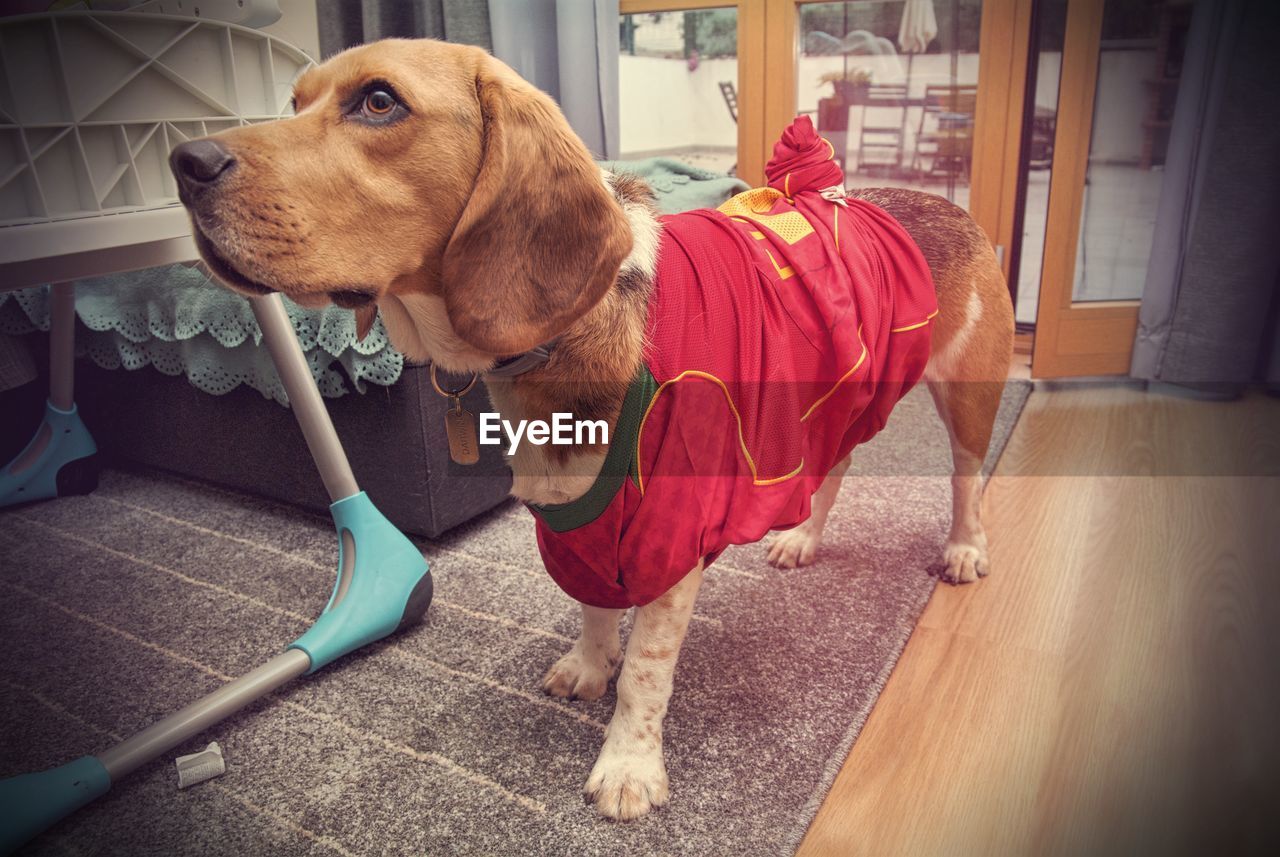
[315,0,619,159]
[488,0,620,158]
[317,0,493,56]
[1130,0,1280,392]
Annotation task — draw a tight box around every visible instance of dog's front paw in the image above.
[765,525,821,568]
[584,740,669,820]
[542,646,620,701]
[938,538,989,584]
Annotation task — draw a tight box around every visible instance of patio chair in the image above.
[912,84,977,180]
[719,80,739,123]
[856,83,909,174]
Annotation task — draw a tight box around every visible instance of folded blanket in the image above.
[603,157,748,214]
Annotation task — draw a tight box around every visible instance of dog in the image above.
[170,38,1014,821]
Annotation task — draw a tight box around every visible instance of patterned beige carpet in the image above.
[0,381,1029,856]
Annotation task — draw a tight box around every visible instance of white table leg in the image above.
[48,281,76,411]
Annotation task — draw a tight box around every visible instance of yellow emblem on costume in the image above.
[717,187,815,246]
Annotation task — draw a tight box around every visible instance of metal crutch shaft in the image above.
[248,293,359,503]
[97,649,312,780]
[0,295,430,854]
[0,651,311,854]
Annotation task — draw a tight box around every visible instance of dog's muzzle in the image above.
[170,139,236,205]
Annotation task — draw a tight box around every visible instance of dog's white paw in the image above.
[584,738,669,820]
[542,645,620,701]
[939,538,990,584]
[766,525,822,568]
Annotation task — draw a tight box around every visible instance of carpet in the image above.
[0,381,1030,856]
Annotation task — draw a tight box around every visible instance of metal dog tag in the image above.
[444,399,480,465]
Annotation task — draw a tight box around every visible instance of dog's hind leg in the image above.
[844,187,1014,583]
[927,378,1003,583]
[542,604,624,701]
[765,455,852,568]
[585,564,704,820]
[925,280,1013,583]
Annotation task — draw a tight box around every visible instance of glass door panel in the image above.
[794,0,986,210]
[619,7,740,174]
[1070,1,1189,302]
[1030,0,1191,377]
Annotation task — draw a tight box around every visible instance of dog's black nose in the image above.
[170,140,235,195]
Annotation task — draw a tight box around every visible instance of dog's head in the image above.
[169,38,631,360]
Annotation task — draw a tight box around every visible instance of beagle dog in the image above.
[170,38,1014,821]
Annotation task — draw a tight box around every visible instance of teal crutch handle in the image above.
[288,491,432,673]
[0,755,110,854]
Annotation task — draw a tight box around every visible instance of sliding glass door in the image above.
[618,3,742,175]
[1027,0,1191,376]
[761,0,1029,256]
[789,1,985,210]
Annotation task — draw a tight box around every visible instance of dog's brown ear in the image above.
[441,55,632,355]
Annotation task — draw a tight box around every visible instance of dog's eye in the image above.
[347,84,406,125]
[363,90,397,116]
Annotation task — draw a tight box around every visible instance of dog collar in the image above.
[426,337,559,406]
[483,337,560,378]
[427,338,559,466]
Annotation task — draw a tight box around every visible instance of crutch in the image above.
[0,293,432,853]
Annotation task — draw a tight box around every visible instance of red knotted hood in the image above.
[764,114,844,196]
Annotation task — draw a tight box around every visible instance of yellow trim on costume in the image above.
[801,327,868,423]
[784,172,791,199]
[823,137,835,159]
[754,459,805,486]
[889,308,940,333]
[763,248,795,280]
[635,370,805,493]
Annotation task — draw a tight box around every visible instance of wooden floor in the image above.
[798,383,1280,856]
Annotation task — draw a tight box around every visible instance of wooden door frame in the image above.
[1030,0,1140,377]
[969,0,1036,282]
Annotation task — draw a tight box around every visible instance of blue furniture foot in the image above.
[0,756,110,854]
[0,401,98,508]
[289,491,432,673]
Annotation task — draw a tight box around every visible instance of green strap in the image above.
[529,366,657,533]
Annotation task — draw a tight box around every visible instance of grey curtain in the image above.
[1130,0,1280,391]
[488,0,620,158]
[315,1,618,159]
[317,0,493,56]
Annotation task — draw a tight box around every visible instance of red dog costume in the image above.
[530,117,937,608]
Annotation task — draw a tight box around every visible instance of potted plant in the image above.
[819,67,873,104]
[816,67,872,133]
